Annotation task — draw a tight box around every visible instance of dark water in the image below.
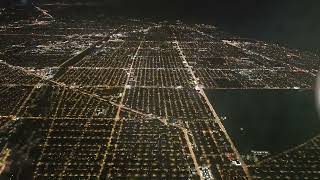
[206,89,320,154]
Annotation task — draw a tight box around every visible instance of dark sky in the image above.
[2,0,320,51]
[43,0,320,51]
[94,0,319,51]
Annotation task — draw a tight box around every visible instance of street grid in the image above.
[0,17,319,179]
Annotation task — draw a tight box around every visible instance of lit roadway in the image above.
[0,24,253,179]
[173,35,252,179]
[98,26,148,178]
[115,40,143,120]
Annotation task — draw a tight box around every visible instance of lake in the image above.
[206,89,320,154]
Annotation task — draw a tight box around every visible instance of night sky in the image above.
[1,0,320,51]
[102,0,320,51]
